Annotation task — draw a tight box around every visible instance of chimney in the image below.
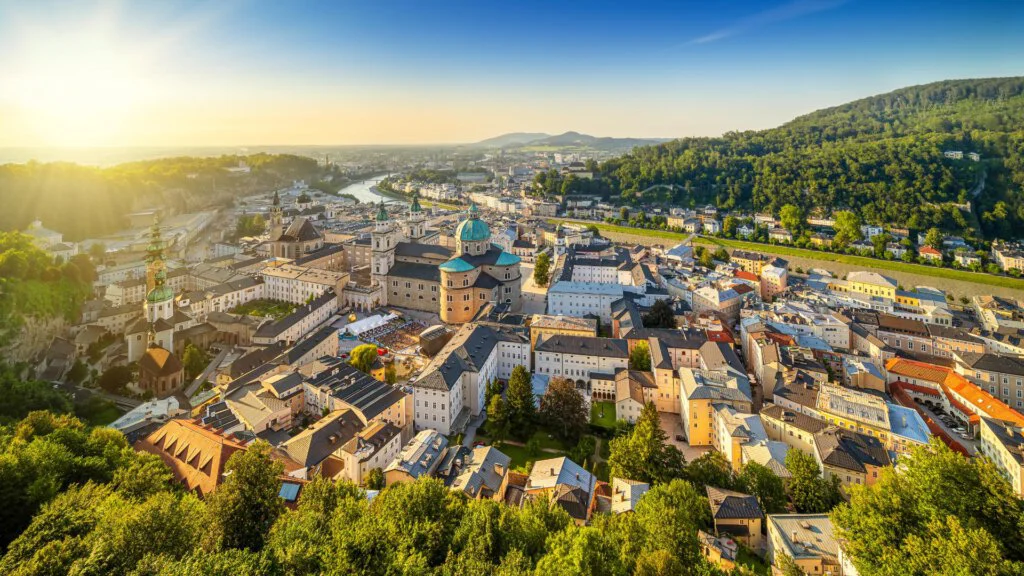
[791,530,799,544]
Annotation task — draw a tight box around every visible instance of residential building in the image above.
[615,369,657,423]
[524,457,597,525]
[451,446,512,500]
[977,417,1024,497]
[534,335,629,392]
[767,514,840,576]
[954,352,1024,411]
[528,314,598,353]
[384,429,449,485]
[707,486,764,550]
[813,426,891,492]
[412,323,529,434]
[760,404,828,455]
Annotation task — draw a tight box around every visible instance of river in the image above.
[336,174,404,204]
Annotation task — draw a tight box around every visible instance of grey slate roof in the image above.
[813,426,891,473]
[388,261,441,283]
[535,335,629,358]
[958,352,1024,376]
[394,242,453,261]
[307,362,407,421]
[706,486,763,520]
[760,404,828,434]
[416,324,527,391]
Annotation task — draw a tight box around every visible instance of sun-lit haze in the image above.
[0,0,1022,148]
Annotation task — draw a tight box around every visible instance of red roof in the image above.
[734,270,759,282]
[919,246,942,256]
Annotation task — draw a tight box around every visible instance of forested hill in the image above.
[0,154,321,241]
[599,77,1024,241]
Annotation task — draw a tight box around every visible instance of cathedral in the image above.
[267,191,324,258]
[368,197,523,322]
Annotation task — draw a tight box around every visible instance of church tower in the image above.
[270,190,283,241]
[408,193,425,241]
[371,201,396,301]
[143,218,174,324]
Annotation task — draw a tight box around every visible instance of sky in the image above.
[0,0,1022,147]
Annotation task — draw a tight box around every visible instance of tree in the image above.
[182,343,209,380]
[485,394,512,444]
[485,377,503,407]
[568,435,596,466]
[608,403,685,484]
[348,344,379,374]
[629,340,651,371]
[736,461,787,514]
[713,247,730,262]
[833,439,1024,574]
[97,365,133,394]
[924,227,944,249]
[533,252,551,286]
[88,242,107,261]
[785,448,842,513]
[235,214,266,238]
[540,377,589,443]
[620,206,630,220]
[66,359,89,384]
[506,365,536,435]
[722,215,738,237]
[366,468,385,490]
[779,204,804,233]
[833,210,863,246]
[207,440,285,552]
[684,451,735,490]
[641,299,676,329]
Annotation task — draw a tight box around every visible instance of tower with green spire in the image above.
[408,193,425,240]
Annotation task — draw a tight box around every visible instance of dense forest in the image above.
[581,77,1024,241]
[0,232,93,355]
[0,154,321,241]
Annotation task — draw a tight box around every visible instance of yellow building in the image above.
[836,271,898,300]
[528,314,598,353]
[731,250,773,275]
[680,368,752,447]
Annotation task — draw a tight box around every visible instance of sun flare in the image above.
[6,29,152,147]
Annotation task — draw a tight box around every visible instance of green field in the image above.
[549,219,1024,291]
[591,401,616,429]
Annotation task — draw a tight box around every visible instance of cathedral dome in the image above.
[376,202,389,222]
[410,194,422,213]
[455,204,490,242]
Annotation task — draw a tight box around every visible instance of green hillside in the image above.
[594,77,1024,241]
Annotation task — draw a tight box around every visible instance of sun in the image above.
[6,30,152,147]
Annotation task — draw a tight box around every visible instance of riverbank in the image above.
[549,219,1024,298]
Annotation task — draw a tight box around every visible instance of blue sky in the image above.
[0,0,1021,145]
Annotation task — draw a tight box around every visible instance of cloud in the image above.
[688,0,849,45]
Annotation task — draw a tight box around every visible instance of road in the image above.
[461,412,486,447]
[56,382,141,410]
[184,346,229,398]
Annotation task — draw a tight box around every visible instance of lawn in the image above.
[229,299,297,320]
[591,401,616,429]
[74,397,124,426]
[496,442,567,472]
[548,219,1024,291]
[528,429,569,451]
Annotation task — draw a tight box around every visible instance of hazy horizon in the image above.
[1,0,1022,149]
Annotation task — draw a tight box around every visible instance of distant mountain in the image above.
[472,130,667,150]
[472,132,551,148]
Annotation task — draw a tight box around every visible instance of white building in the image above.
[261,264,349,305]
[547,281,623,323]
[534,334,630,384]
[411,324,529,435]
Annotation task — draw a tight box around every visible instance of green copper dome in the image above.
[376,202,389,222]
[410,194,422,213]
[456,204,490,242]
[439,257,475,273]
[495,251,521,266]
[146,285,174,303]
